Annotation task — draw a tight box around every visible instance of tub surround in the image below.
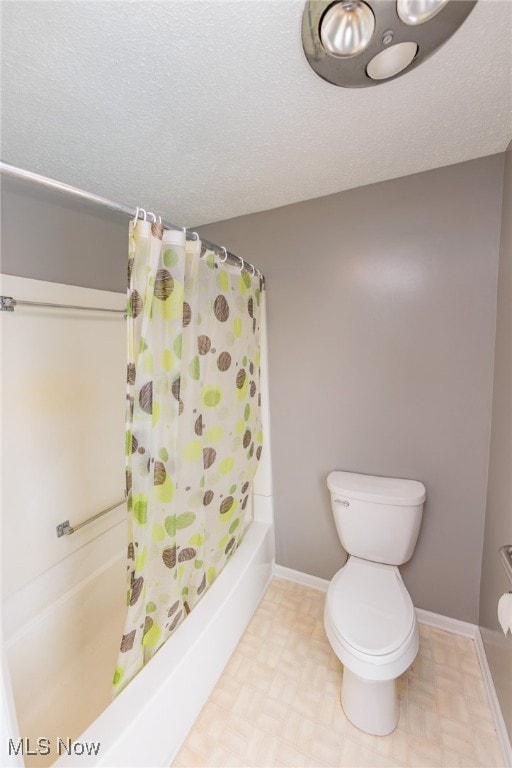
[0,275,127,606]
[1,273,274,768]
[0,276,128,768]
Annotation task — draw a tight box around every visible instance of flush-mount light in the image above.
[320,1,375,57]
[302,0,476,88]
[397,0,449,25]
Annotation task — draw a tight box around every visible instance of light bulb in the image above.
[320,1,375,57]
[397,0,449,25]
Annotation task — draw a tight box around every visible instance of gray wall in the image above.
[1,155,506,625]
[1,176,127,291]
[479,143,512,740]
[199,155,505,623]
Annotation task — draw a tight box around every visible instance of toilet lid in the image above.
[327,559,415,656]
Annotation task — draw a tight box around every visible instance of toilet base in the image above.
[341,667,399,736]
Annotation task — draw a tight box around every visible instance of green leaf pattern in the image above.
[114,221,263,693]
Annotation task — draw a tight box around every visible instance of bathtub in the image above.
[66,520,274,768]
[60,515,274,767]
[4,510,274,768]
[1,276,274,768]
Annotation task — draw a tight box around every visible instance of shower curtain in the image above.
[113,220,263,693]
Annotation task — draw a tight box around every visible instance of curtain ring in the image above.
[219,247,228,263]
[139,208,147,221]
[237,254,244,272]
[191,232,199,240]
[132,206,140,226]
[157,215,162,224]
[249,263,256,277]
[147,212,156,222]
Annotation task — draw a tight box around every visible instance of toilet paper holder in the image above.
[499,545,512,586]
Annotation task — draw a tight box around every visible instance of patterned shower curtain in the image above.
[113,219,263,693]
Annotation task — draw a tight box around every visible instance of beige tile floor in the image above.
[173,578,505,768]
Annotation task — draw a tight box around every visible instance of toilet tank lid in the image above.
[327,471,426,506]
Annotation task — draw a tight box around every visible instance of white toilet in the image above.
[324,470,426,736]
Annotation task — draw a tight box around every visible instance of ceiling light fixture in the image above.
[302,0,476,88]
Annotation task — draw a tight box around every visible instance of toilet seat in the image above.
[327,557,414,655]
[324,557,418,681]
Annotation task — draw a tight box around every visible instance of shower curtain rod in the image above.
[0,161,264,281]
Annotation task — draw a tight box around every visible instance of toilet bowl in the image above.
[324,557,418,735]
[325,470,426,736]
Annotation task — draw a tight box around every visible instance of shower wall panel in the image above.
[0,275,128,764]
[1,275,126,608]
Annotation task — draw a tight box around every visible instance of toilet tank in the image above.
[327,471,426,566]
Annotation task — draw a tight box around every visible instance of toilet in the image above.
[324,470,426,736]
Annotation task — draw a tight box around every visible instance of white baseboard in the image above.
[274,564,479,636]
[273,563,511,766]
[274,564,329,592]
[414,607,479,639]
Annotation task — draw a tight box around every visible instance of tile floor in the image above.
[172,578,505,768]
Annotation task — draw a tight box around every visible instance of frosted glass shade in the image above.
[366,42,418,80]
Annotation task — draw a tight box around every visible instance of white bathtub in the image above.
[4,512,274,768]
[57,521,274,768]
[59,516,274,768]
[1,278,274,768]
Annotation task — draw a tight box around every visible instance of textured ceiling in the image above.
[1,0,511,226]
